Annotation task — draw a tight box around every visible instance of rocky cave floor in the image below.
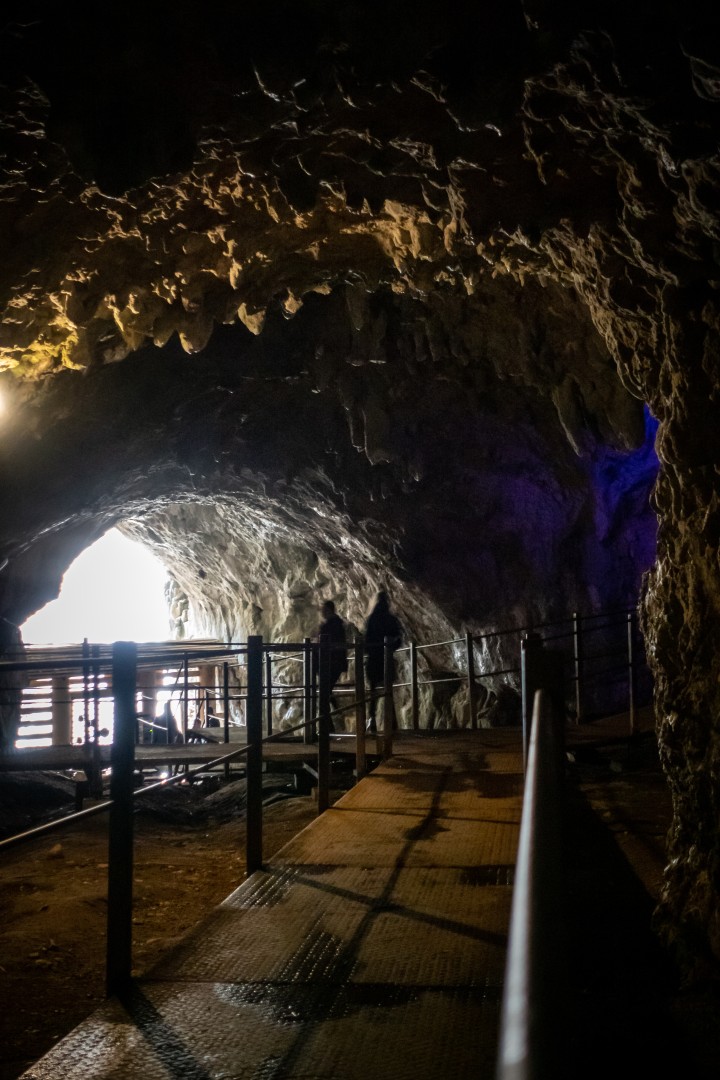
[1,735,720,1080]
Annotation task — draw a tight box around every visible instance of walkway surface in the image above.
[20,730,522,1080]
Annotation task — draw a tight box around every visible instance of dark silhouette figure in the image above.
[364,591,403,733]
[152,701,183,745]
[314,600,348,729]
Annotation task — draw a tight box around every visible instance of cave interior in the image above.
[1,1,720,974]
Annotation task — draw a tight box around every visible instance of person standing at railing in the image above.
[313,600,348,731]
[151,701,183,745]
[364,590,403,734]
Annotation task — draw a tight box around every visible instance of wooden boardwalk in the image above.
[19,730,523,1080]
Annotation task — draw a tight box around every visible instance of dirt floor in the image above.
[2,731,720,1079]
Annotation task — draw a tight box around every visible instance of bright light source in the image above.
[21,528,172,644]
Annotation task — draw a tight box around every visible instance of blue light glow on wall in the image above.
[593,405,660,495]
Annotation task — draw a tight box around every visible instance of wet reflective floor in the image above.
[20,731,521,1080]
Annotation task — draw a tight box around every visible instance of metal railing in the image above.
[6,607,649,755]
[0,633,394,993]
[0,605,650,1000]
[496,684,567,1080]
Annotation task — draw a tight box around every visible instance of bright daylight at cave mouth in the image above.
[21,528,172,645]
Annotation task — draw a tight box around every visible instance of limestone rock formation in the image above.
[0,2,718,974]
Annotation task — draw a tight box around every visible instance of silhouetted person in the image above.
[314,600,348,731]
[152,701,183,745]
[364,591,402,733]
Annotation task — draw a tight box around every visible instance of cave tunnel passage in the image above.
[2,289,663,750]
[0,278,662,666]
[14,382,661,667]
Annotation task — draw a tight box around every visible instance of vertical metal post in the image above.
[521,633,542,773]
[306,635,317,747]
[82,638,91,746]
[317,634,331,813]
[151,670,164,733]
[627,611,637,737]
[52,676,72,746]
[91,645,100,742]
[107,641,137,997]
[303,637,313,745]
[198,664,214,723]
[382,636,394,760]
[90,644,103,798]
[410,642,419,731]
[572,612,583,725]
[265,651,273,736]
[222,662,230,742]
[246,636,264,875]
[466,631,478,730]
[521,633,566,774]
[354,640,367,780]
[182,656,190,739]
[223,661,230,781]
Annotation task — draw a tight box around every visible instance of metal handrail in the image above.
[0,660,385,855]
[414,636,465,651]
[4,605,640,675]
[1,610,645,1003]
[496,688,566,1080]
[4,603,649,752]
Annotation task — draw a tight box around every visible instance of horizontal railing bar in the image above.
[0,711,324,853]
[0,799,117,853]
[415,637,466,650]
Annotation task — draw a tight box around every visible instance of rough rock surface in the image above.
[0,3,718,972]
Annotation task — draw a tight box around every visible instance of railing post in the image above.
[521,633,542,773]
[198,663,216,723]
[82,637,91,747]
[182,656,190,739]
[410,641,419,731]
[223,661,230,781]
[222,662,230,742]
[151,669,164,731]
[572,611,583,725]
[317,633,331,813]
[303,637,314,745]
[354,639,367,780]
[90,644,103,798]
[246,636,264,875]
[627,611,637,737]
[466,631,477,730]
[382,636,394,760]
[265,651,273,736]
[107,641,137,997]
[521,633,566,774]
[51,675,72,746]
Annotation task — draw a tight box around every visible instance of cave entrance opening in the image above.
[21,528,172,646]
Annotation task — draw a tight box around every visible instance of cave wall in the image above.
[0,284,657,649]
[1,1,719,972]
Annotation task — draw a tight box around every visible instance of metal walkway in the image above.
[20,730,522,1080]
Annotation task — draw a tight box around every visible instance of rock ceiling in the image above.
[1,2,720,971]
